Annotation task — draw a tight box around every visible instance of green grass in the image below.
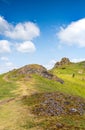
[43,115,85,130]
[50,62,85,98]
[0,61,85,130]
[0,74,17,100]
[21,62,85,130]
[6,62,85,98]
[30,74,85,98]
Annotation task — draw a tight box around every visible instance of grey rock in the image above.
[69,108,78,113]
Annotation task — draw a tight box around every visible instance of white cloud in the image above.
[0,16,10,34]
[6,22,40,41]
[0,16,40,41]
[0,16,40,73]
[16,41,36,53]
[44,59,56,70]
[1,56,9,61]
[0,40,11,53]
[0,61,16,74]
[5,62,13,66]
[5,62,16,69]
[71,58,85,63]
[57,18,85,47]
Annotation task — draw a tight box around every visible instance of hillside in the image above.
[0,58,85,130]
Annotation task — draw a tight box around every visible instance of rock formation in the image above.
[54,57,71,68]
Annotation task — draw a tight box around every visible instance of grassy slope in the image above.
[51,62,85,98]
[0,62,85,129]
[21,66,85,130]
[0,74,17,100]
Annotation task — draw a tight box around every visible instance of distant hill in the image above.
[52,57,85,75]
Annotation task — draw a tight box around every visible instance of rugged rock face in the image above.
[14,64,64,84]
[54,57,71,68]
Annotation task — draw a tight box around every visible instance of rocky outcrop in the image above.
[14,64,64,84]
[54,57,71,68]
[32,92,85,116]
[18,64,47,75]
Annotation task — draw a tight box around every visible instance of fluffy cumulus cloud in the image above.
[16,41,36,53]
[0,16,40,54]
[0,40,11,53]
[57,18,85,47]
[0,16,10,34]
[0,16,40,73]
[0,16,40,41]
[5,22,40,41]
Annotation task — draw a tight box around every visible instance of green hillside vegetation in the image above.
[0,58,85,130]
[0,74,17,100]
[51,61,85,98]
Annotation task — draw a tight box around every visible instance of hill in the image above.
[0,58,85,130]
[53,57,85,75]
[7,64,64,84]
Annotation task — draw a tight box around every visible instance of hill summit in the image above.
[17,64,47,75]
[10,64,64,84]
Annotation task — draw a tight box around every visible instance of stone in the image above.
[69,108,78,113]
[56,123,63,128]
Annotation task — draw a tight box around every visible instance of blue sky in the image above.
[0,0,85,73]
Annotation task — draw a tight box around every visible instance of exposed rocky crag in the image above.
[12,64,64,84]
[54,57,71,68]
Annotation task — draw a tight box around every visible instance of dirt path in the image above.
[0,98,15,106]
[3,74,37,96]
[2,74,37,103]
[3,74,11,82]
[16,81,37,97]
[0,75,42,130]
